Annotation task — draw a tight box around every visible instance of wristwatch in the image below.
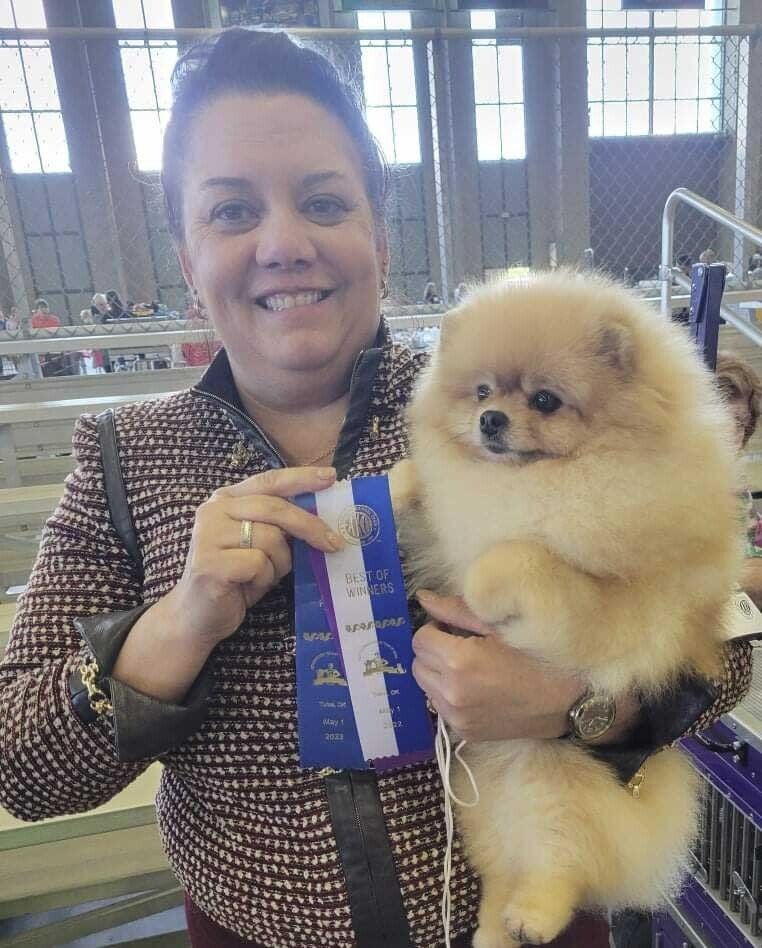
[567,689,617,742]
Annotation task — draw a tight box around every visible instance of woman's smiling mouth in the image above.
[256,289,334,311]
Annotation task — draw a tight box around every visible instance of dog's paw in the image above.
[387,459,420,514]
[463,561,520,626]
[501,898,571,946]
[472,925,519,948]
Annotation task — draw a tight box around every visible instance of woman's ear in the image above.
[177,243,196,297]
[375,223,390,286]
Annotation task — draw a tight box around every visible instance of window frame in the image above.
[586,3,726,139]
[0,0,71,174]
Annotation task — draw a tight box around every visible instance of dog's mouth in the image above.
[479,437,548,464]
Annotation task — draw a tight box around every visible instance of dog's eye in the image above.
[476,384,492,401]
[531,390,562,414]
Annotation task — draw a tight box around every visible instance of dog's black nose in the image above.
[480,410,509,438]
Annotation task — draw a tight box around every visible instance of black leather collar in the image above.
[191,322,391,478]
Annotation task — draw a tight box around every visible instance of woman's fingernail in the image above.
[316,468,336,481]
[326,531,344,551]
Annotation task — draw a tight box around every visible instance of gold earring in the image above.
[192,287,205,312]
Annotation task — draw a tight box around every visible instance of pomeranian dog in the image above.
[389,270,742,948]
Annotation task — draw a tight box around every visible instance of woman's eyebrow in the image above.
[301,170,348,189]
[200,176,252,191]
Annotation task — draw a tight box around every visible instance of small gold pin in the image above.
[370,416,380,439]
[627,768,646,798]
[230,440,253,469]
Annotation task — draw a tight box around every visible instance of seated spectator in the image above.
[422,281,441,304]
[90,293,109,324]
[4,306,19,331]
[30,298,61,329]
[106,289,127,320]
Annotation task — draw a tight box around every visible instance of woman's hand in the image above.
[412,590,587,743]
[164,466,343,648]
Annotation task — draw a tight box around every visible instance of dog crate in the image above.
[654,647,762,947]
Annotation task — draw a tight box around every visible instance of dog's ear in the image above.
[437,307,461,347]
[596,322,635,376]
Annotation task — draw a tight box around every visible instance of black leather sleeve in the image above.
[68,604,215,762]
[586,674,716,783]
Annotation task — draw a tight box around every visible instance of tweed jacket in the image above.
[0,330,753,948]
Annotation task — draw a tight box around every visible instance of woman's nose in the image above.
[254,210,317,270]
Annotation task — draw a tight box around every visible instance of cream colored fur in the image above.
[390,271,743,947]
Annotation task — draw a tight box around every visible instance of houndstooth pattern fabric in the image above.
[0,339,752,947]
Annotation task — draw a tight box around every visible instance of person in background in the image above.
[713,352,762,611]
[106,290,127,320]
[90,293,109,324]
[181,295,223,367]
[0,28,754,948]
[89,294,112,371]
[422,280,441,304]
[5,306,19,331]
[30,298,61,329]
[125,299,135,316]
[699,248,718,265]
[0,307,5,330]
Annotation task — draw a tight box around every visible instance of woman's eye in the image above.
[306,196,347,220]
[476,384,492,401]
[211,202,254,224]
[531,390,563,414]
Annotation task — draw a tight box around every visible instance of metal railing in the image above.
[661,188,762,348]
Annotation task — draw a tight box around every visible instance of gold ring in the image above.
[239,519,254,549]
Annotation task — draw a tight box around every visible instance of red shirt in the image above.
[181,339,222,366]
[31,312,61,329]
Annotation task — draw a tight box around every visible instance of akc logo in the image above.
[337,504,380,546]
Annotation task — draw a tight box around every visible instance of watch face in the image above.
[575,695,616,740]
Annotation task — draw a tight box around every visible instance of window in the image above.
[358,10,421,164]
[113,0,175,171]
[586,0,724,137]
[471,11,526,161]
[0,0,70,173]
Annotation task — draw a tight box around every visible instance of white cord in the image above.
[435,715,480,948]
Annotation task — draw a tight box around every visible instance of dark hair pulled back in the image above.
[162,27,389,242]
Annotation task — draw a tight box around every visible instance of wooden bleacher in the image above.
[0,486,63,603]
[0,392,174,488]
[0,604,185,947]
[0,365,202,404]
[0,761,181,947]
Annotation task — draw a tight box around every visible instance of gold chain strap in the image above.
[80,659,114,717]
[626,767,646,798]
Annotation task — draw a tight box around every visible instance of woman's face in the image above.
[178,92,388,384]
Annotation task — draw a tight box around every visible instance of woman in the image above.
[0,29,752,948]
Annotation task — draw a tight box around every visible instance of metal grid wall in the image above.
[0,22,760,322]
[692,773,762,940]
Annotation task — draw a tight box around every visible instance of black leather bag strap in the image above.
[95,409,144,580]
